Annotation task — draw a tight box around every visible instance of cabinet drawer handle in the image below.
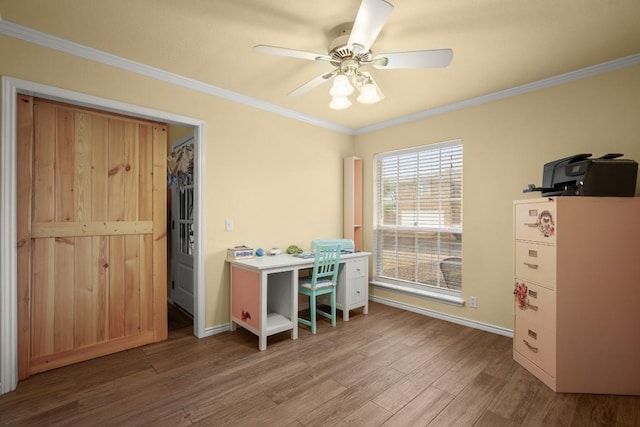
[528,290,538,298]
[523,339,539,353]
[524,222,538,228]
[527,303,539,311]
[523,262,539,269]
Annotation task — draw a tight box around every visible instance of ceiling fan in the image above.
[254,0,453,109]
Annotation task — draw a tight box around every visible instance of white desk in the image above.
[227,252,371,350]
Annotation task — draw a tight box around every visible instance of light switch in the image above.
[225,219,233,231]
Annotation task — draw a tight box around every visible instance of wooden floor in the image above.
[1,302,638,426]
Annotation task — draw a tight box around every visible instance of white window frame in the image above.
[372,139,463,304]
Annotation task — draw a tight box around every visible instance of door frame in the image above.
[169,134,196,314]
[1,76,206,395]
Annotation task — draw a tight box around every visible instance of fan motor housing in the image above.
[328,29,373,67]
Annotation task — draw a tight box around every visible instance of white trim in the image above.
[203,323,231,337]
[373,138,462,159]
[192,127,206,340]
[1,19,639,136]
[369,294,513,338]
[370,281,464,307]
[0,19,353,136]
[0,76,207,395]
[0,77,19,395]
[356,53,640,135]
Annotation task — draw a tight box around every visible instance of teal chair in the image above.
[298,243,342,334]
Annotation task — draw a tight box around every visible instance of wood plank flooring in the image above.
[1,302,638,426]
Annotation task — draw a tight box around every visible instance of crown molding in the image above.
[355,52,640,135]
[1,19,638,136]
[0,19,353,135]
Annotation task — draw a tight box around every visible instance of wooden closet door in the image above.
[17,96,168,377]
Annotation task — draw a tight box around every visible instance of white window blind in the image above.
[374,140,462,293]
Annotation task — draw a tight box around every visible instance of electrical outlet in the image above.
[470,296,478,308]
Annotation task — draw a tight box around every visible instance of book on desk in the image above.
[293,252,315,259]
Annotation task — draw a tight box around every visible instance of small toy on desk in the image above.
[286,245,303,254]
[255,248,265,257]
[268,247,281,256]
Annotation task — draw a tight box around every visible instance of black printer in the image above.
[523,153,638,197]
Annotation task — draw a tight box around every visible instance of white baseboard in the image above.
[369,295,513,338]
[202,323,230,337]
[202,296,513,339]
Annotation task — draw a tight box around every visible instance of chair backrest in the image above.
[310,243,342,286]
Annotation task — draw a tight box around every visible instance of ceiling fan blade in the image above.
[348,0,394,53]
[254,45,332,62]
[373,49,453,69]
[289,70,338,97]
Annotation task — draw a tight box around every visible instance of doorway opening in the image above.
[1,76,205,395]
[168,133,196,329]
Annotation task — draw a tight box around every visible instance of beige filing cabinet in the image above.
[513,197,640,395]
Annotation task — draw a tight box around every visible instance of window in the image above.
[373,140,462,295]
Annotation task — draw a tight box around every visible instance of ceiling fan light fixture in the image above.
[329,96,352,110]
[329,74,354,97]
[357,82,381,104]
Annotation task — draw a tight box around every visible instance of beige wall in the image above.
[2,32,638,334]
[355,65,640,329]
[0,35,352,329]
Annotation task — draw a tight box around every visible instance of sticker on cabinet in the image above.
[537,210,555,237]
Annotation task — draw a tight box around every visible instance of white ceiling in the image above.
[1,0,639,130]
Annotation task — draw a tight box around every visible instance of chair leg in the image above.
[331,290,336,327]
[310,295,317,334]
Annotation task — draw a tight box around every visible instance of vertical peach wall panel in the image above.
[231,267,261,331]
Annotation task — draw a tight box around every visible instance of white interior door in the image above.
[170,137,195,315]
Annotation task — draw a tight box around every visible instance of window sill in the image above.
[370,280,465,307]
